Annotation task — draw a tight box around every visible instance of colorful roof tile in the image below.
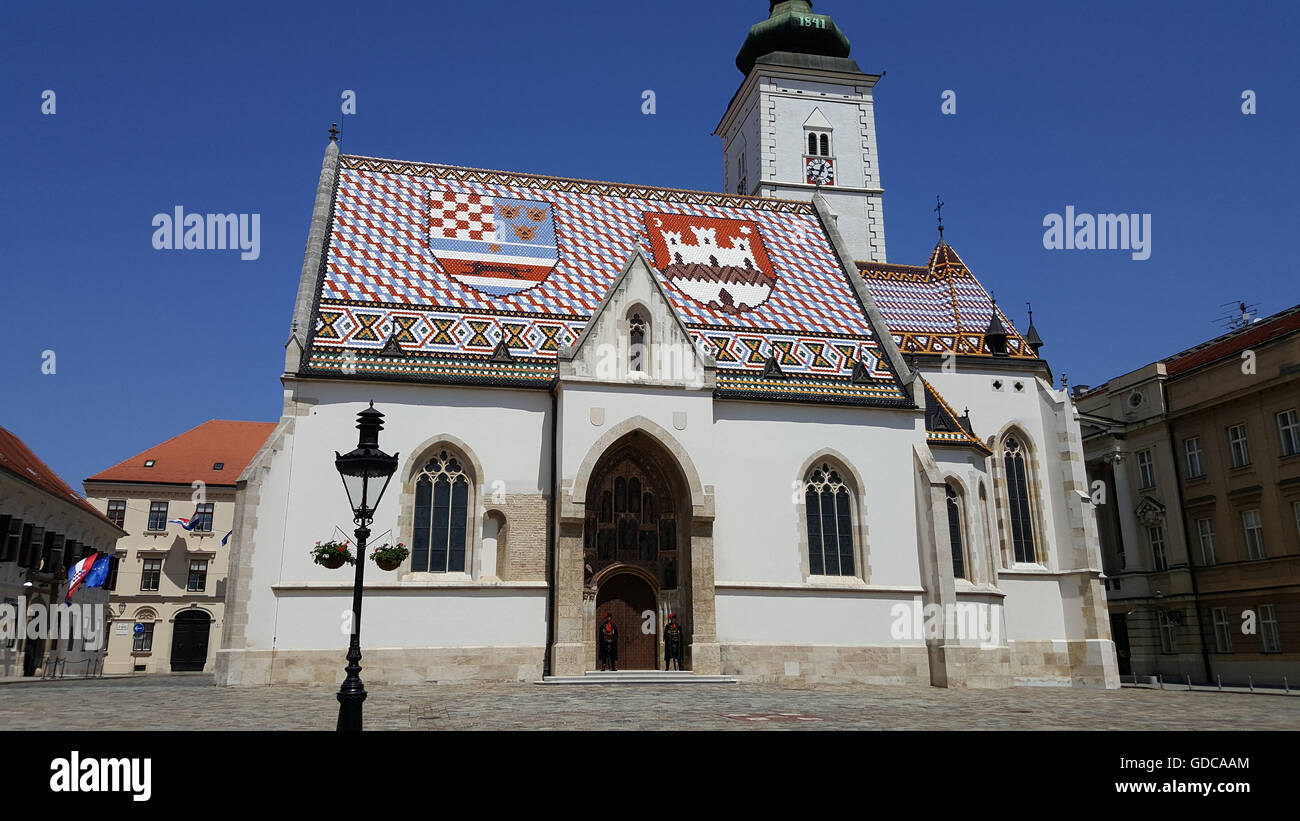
[86,420,276,487]
[857,243,1035,359]
[301,155,908,405]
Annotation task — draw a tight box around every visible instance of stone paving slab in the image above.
[1,676,1298,731]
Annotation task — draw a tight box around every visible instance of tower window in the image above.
[629,312,647,372]
[808,133,818,155]
[819,133,830,156]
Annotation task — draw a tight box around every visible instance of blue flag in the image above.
[221,530,232,546]
[84,554,111,589]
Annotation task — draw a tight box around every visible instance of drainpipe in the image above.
[543,384,558,677]
[1160,379,1212,683]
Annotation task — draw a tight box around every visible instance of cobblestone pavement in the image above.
[2,675,1298,730]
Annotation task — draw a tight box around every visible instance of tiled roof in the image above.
[86,420,275,486]
[921,380,991,455]
[302,155,908,405]
[1165,305,1300,376]
[857,243,1035,359]
[0,426,118,526]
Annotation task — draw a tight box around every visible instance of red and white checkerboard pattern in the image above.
[429,190,493,241]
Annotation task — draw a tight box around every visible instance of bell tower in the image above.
[715,1,886,263]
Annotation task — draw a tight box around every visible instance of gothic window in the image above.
[946,483,967,580]
[583,451,677,589]
[805,463,855,576]
[819,133,830,156]
[412,450,470,573]
[1003,436,1037,563]
[807,132,817,155]
[629,311,647,373]
[736,152,747,194]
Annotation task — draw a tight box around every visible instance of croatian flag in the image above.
[428,191,558,297]
[66,553,110,602]
[169,516,200,531]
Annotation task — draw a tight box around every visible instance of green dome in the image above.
[735,1,851,75]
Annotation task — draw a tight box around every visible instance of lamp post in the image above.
[333,401,399,732]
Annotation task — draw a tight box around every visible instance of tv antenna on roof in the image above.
[1215,300,1261,332]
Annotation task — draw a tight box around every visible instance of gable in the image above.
[560,250,714,389]
[301,155,908,405]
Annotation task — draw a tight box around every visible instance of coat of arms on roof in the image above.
[428,190,558,297]
[643,212,777,314]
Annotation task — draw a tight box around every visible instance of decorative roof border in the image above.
[341,154,817,214]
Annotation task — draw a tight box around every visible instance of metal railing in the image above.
[40,655,104,680]
[1122,671,1294,695]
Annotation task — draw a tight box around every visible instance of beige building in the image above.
[1,425,123,678]
[84,420,273,675]
[1079,305,1300,685]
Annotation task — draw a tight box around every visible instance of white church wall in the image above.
[236,380,553,656]
[1000,576,1069,641]
[716,590,925,646]
[711,400,925,588]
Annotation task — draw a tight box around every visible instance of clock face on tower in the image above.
[805,157,835,186]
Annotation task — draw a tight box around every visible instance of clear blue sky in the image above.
[1,0,1297,492]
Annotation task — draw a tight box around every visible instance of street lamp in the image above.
[333,401,399,732]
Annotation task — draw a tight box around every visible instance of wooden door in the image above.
[170,611,211,672]
[595,574,656,670]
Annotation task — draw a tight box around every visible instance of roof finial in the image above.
[328,123,340,142]
[935,195,945,244]
[1024,300,1044,355]
[1026,300,1033,325]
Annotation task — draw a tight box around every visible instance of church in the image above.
[216,1,1119,688]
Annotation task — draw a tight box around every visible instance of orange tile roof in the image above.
[86,420,276,487]
[0,425,120,527]
[1165,306,1300,376]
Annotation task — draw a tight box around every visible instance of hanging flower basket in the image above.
[371,542,409,571]
[311,540,355,569]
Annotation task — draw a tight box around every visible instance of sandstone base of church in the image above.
[214,646,545,686]
[719,641,1118,689]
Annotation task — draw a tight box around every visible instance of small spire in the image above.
[1024,300,1044,355]
[985,294,1008,356]
[328,123,340,142]
[1061,372,1068,391]
[934,195,946,245]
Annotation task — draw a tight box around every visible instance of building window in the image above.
[1195,518,1217,565]
[1260,604,1282,653]
[140,558,162,592]
[629,312,646,373]
[213,462,225,471]
[1157,610,1177,654]
[945,484,967,580]
[1003,435,1037,563]
[1211,607,1232,653]
[106,500,126,528]
[1136,449,1156,489]
[1147,526,1167,571]
[1227,424,1250,468]
[144,460,155,468]
[804,463,856,576]
[104,555,120,591]
[187,560,208,592]
[1242,509,1266,560]
[736,153,746,195]
[807,132,818,155]
[1183,437,1205,479]
[133,623,154,653]
[819,133,830,156]
[1277,409,1300,457]
[193,503,214,533]
[147,501,168,532]
[412,450,470,573]
[1295,501,1300,540]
